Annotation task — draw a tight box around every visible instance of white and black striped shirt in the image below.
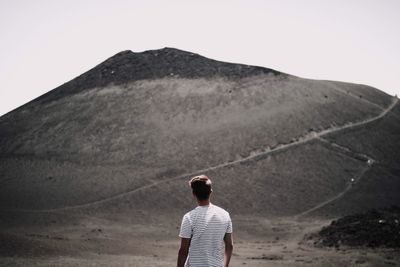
[179,203,233,267]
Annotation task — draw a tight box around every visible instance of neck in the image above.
[197,199,210,206]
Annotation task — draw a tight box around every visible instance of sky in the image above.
[0,0,399,116]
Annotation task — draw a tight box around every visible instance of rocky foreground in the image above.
[313,206,400,248]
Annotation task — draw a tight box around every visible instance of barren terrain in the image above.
[1,48,399,266]
[1,214,399,266]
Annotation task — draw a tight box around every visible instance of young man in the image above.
[177,174,233,267]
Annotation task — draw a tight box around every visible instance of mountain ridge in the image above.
[29,47,284,106]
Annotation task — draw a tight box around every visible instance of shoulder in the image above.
[211,204,231,217]
[183,208,197,220]
[211,203,229,213]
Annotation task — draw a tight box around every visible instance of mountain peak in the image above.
[144,47,198,56]
[35,47,284,104]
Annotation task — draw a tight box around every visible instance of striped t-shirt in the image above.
[179,203,233,267]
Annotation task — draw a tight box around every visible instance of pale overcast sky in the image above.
[0,0,399,116]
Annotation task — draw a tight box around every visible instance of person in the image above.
[177,174,233,267]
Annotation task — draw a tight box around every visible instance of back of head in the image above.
[189,175,212,200]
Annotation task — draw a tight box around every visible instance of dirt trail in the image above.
[3,98,398,213]
[317,137,374,162]
[328,82,386,111]
[292,134,377,219]
[294,165,371,219]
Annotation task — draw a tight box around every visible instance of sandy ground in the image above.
[1,214,399,267]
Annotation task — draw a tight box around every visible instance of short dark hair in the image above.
[189,175,212,200]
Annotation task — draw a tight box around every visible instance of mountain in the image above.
[29,47,281,105]
[0,47,399,222]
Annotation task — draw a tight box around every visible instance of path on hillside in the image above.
[317,137,373,162]
[328,82,386,111]
[292,136,377,218]
[3,97,398,213]
[294,164,371,219]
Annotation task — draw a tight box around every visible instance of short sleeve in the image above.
[226,213,233,233]
[179,214,192,238]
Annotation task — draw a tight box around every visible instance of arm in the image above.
[223,233,233,267]
[177,238,191,267]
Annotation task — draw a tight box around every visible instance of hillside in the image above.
[0,47,398,220]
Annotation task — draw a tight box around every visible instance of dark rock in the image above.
[316,206,400,248]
